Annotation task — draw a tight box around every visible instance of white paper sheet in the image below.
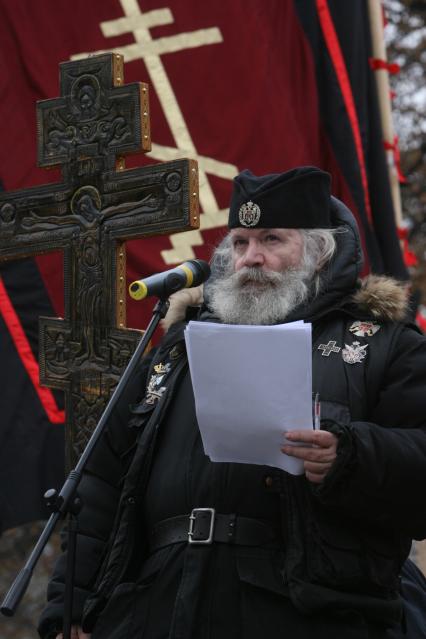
[184,321,312,475]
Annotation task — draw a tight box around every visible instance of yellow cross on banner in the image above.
[72,0,238,263]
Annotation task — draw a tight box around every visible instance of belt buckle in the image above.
[188,507,216,545]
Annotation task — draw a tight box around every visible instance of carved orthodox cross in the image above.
[0,53,199,467]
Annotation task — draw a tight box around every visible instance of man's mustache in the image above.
[234,267,284,287]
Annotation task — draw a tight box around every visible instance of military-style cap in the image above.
[228,166,332,229]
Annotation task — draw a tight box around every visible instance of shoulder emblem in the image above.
[154,362,171,375]
[349,321,380,337]
[146,361,173,405]
[342,341,368,364]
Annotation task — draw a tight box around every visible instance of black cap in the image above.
[228,166,332,229]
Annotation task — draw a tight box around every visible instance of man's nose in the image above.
[242,240,265,267]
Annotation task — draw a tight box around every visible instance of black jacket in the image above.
[39,199,426,638]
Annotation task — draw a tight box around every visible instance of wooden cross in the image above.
[0,53,199,467]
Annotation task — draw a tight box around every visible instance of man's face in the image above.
[208,227,314,324]
[230,227,304,274]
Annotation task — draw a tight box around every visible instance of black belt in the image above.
[149,508,280,552]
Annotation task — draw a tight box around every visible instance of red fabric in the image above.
[399,238,418,267]
[315,0,373,226]
[381,3,388,28]
[0,277,65,423]
[397,228,417,267]
[369,58,401,74]
[416,311,426,334]
[403,248,418,267]
[383,137,407,184]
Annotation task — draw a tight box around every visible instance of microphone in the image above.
[129,259,211,301]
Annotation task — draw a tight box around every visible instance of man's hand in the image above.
[56,626,91,639]
[281,429,338,483]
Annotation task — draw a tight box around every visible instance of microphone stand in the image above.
[0,298,170,639]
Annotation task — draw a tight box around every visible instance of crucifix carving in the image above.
[0,52,199,467]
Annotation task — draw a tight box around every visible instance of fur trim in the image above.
[160,285,204,331]
[352,275,409,322]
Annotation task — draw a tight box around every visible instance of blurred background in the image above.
[385,0,426,320]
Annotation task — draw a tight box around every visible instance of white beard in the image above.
[208,264,315,325]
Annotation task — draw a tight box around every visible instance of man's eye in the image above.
[264,234,280,242]
[233,239,247,247]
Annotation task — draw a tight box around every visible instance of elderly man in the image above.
[39,167,426,639]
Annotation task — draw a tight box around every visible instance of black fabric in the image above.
[293,0,408,278]
[0,258,65,533]
[388,561,426,639]
[288,196,364,323]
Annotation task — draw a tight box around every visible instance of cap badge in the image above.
[238,201,261,227]
[349,321,380,337]
[342,341,368,364]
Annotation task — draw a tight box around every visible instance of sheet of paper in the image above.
[185,321,312,475]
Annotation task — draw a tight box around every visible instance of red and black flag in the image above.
[0,0,406,532]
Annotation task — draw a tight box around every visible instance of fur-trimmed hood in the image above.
[352,275,408,322]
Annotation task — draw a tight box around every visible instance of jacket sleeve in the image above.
[314,325,426,539]
[37,355,153,639]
